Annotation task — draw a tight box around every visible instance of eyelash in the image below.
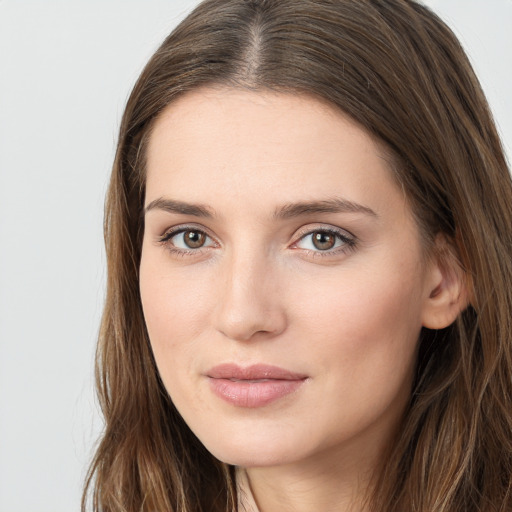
[157,225,217,257]
[157,225,357,258]
[292,227,357,258]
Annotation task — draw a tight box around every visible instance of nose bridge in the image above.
[214,243,286,341]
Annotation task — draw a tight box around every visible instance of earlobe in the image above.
[421,235,470,330]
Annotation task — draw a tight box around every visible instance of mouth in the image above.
[206,363,308,408]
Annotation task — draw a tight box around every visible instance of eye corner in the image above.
[156,224,219,256]
[291,225,358,258]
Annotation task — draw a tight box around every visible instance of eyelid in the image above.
[157,224,219,251]
[290,224,357,255]
[158,222,213,239]
[293,223,355,240]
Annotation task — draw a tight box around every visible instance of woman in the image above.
[83,1,512,511]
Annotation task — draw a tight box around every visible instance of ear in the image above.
[421,234,470,330]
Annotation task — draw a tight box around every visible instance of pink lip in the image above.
[206,364,308,408]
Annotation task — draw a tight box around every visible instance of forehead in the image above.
[145,87,399,214]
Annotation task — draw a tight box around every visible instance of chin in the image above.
[210,446,296,468]
[198,429,304,468]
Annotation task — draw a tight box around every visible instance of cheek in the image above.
[139,257,225,433]
[290,256,425,382]
[140,244,214,331]
[139,253,213,384]
[278,264,425,447]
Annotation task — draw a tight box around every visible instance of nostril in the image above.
[215,306,287,342]
[213,258,287,341]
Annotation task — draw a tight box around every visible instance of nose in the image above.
[213,250,287,342]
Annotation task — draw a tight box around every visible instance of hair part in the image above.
[84,1,512,511]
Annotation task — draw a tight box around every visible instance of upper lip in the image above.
[206,363,307,381]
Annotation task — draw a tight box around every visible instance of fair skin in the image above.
[139,87,465,512]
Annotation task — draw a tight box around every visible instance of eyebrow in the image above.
[144,196,377,219]
[273,198,377,219]
[144,197,214,218]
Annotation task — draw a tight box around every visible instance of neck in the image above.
[239,441,383,512]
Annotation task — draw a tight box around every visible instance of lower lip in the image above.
[208,378,306,408]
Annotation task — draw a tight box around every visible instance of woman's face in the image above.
[140,88,441,469]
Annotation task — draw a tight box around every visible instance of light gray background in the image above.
[0,1,510,511]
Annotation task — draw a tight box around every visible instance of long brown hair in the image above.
[83,1,512,510]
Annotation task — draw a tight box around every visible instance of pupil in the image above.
[313,232,335,250]
[184,230,205,249]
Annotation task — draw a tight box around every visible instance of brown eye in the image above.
[312,231,336,250]
[183,230,206,248]
[294,228,354,254]
[161,228,214,251]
